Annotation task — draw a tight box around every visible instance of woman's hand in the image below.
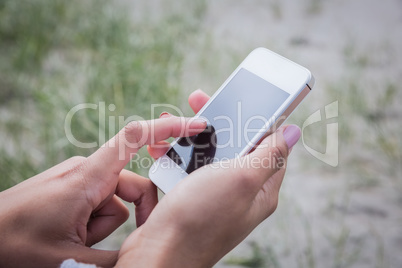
[0,116,207,268]
[117,90,301,268]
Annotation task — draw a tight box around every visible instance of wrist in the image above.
[116,227,173,268]
[116,224,215,268]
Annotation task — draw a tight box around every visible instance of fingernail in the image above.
[160,112,171,118]
[187,118,208,132]
[283,125,301,149]
[193,117,208,125]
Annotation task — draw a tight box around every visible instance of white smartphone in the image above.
[149,47,314,193]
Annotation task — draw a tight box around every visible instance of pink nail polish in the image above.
[283,125,301,149]
[160,112,171,118]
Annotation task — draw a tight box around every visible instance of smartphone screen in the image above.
[167,68,290,174]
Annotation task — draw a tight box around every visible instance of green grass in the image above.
[0,0,206,190]
[1,1,401,266]
[225,241,280,268]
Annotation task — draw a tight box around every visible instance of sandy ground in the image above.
[97,0,402,267]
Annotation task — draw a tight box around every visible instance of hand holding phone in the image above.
[149,47,314,193]
[118,114,302,268]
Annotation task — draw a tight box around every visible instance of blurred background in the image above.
[0,0,401,267]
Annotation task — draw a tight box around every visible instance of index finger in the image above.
[147,89,211,159]
[88,116,207,175]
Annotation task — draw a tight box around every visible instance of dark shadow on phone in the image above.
[167,125,217,174]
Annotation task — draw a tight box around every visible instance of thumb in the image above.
[246,125,301,187]
[87,116,207,181]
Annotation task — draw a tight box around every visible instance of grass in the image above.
[269,1,283,20]
[0,0,206,190]
[225,241,280,268]
[1,1,401,267]
[328,225,361,268]
[306,0,323,15]
[330,42,401,182]
[219,35,401,266]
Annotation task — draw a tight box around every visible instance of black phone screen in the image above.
[167,68,290,174]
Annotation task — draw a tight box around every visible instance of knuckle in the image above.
[124,121,146,146]
[242,166,259,182]
[238,176,259,193]
[269,146,286,170]
[262,184,279,214]
[269,194,279,213]
[239,157,263,182]
[142,179,156,194]
[66,156,88,175]
[120,204,130,222]
[236,162,261,190]
[68,156,87,163]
